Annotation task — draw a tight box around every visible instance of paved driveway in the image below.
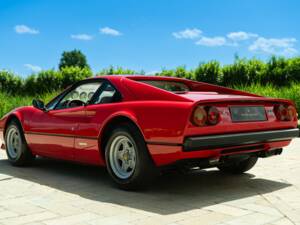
[0,139,300,225]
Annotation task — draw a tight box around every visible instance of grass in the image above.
[0,92,58,118]
[1,83,300,118]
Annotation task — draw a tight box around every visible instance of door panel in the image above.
[72,82,121,165]
[26,107,86,160]
[73,106,103,165]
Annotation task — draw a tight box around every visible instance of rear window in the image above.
[139,80,190,92]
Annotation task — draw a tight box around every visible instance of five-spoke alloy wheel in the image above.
[6,126,22,160]
[5,119,35,166]
[105,123,157,190]
[109,135,136,179]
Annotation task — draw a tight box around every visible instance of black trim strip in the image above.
[183,128,299,151]
[146,141,181,146]
[25,131,98,140]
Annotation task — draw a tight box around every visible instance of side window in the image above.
[93,83,119,104]
[56,82,102,109]
[46,87,72,110]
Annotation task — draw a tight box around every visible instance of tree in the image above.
[58,49,89,70]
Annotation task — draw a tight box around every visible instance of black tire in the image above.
[5,119,35,166]
[105,123,158,190]
[217,156,258,174]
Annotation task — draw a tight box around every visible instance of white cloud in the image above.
[282,47,298,56]
[100,27,122,36]
[24,64,42,72]
[196,36,227,47]
[172,28,298,54]
[71,34,93,41]
[15,25,39,34]
[249,37,298,56]
[227,31,258,41]
[172,28,202,39]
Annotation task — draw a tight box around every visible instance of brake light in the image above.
[192,106,207,126]
[274,104,298,121]
[287,105,298,121]
[207,106,221,125]
[192,106,221,126]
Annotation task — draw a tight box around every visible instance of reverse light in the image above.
[192,106,221,126]
[274,104,297,121]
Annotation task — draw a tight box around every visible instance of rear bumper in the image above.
[148,128,298,166]
[183,128,299,151]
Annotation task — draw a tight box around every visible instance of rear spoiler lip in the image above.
[192,97,294,106]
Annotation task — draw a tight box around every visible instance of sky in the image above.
[0,0,299,76]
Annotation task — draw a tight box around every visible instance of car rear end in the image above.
[175,97,299,170]
[125,76,299,169]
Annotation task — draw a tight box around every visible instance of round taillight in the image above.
[274,104,286,121]
[207,106,221,125]
[274,104,297,121]
[287,105,298,121]
[192,106,207,126]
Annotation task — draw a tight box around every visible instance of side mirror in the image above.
[32,99,46,111]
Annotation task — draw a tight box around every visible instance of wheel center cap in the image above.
[123,152,129,161]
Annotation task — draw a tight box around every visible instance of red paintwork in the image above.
[0,76,298,166]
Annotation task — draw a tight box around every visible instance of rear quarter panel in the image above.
[123,101,193,144]
[85,101,193,144]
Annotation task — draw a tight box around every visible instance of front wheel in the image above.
[105,123,157,190]
[5,120,35,166]
[217,156,258,174]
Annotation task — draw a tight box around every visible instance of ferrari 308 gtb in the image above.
[0,76,299,189]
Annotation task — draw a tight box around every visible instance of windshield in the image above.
[139,80,190,92]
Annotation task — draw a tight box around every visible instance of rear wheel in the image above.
[217,156,258,174]
[105,123,157,190]
[5,120,35,166]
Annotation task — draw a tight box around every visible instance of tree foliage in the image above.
[59,49,90,70]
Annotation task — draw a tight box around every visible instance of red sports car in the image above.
[0,76,299,189]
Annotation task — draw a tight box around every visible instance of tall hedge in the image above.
[0,70,23,95]
[60,66,92,88]
[194,61,221,84]
[23,70,62,95]
[158,56,300,87]
[1,66,92,96]
[1,56,300,96]
[97,66,142,75]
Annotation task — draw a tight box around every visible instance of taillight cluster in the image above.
[191,106,221,126]
[274,104,298,121]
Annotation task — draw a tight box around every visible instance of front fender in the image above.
[0,106,35,136]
